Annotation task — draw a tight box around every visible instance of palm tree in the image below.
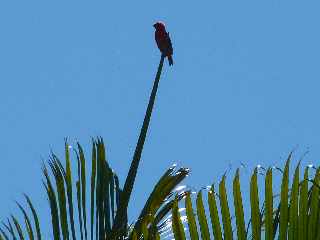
[0,54,190,240]
[1,53,320,239]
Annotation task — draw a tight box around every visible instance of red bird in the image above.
[153,22,173,66]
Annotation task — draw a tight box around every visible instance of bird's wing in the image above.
[166,32,173,54]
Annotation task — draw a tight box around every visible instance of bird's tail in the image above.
[168,55,173,66]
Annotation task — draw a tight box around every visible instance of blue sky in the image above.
[1,0,320,237]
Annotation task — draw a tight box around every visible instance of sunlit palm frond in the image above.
[170,156,320,240]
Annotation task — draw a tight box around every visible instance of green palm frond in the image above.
[3,138,188,240]
[131,166,189,239]
[170,158,320,240]
[0,195,42,240]
[1,138,123,240]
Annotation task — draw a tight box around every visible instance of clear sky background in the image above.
[1,0,320,238]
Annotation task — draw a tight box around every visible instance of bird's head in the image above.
[153,21,166,31]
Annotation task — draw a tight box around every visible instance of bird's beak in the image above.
[153,24,156,28]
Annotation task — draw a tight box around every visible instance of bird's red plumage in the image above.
[153,22,173,66]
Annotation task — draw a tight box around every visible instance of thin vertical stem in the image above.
[111,55,165,236]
